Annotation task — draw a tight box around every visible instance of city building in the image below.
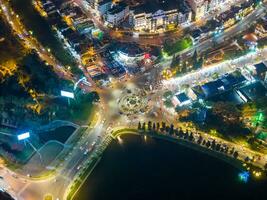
[97,0,112,16]
[238,81,267,101]
[172,92,191,107]
[252,62,267,82]
[106,2,129,26]
[187,0,228,20]
[116,43,145,62]
[131,0,192,32]
[86,0,101,9]
[188,72,247,100]
[255,22,267,38]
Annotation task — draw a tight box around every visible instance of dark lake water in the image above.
[75,134,267,200]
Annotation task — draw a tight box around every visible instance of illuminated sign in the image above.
[144,53,150,59]
[238,171,249,183]
[61,90,74,99]
[17,132,30,141]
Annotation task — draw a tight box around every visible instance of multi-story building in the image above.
[187,0,208,20]
[187,0,228,20]
[106,2,129,26]
[97,0,112,16]
[86,0,101,9]
[131,0,192,32]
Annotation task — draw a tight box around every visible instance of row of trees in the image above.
[170,50,204,76]
[138,121,267,172]
[138,121,240,159]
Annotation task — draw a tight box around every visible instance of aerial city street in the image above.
[0,0,267,199]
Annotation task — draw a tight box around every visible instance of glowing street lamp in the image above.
[17,131,43,163]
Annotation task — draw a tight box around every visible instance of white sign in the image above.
[61,90,74,99]
[17,132,30,141]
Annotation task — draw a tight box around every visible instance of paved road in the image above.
[77,0,252,46]
[0,0,73,81]
[159,3,267,68]
[0,1,267,200]
[1,49,267,200]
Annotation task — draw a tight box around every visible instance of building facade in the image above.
[131,0,192,32]
[96,0,112,16]
[187,0,228,20]
[106,2,129,26]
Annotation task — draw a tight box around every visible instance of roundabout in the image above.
[118,89,150,115]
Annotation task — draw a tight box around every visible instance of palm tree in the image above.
[233,151,239,159]
[156,122,160,131]
[142,122,146,131]
[152,123,156,131]
[206,141,211,148]
[178,128,184,137]
[161,122,166,132]
[211,140,216,149]
[197,135,203,144]
[148,121,152,131]
[138,122,141,130]
[169,124,174,135]
[189,132,194,141]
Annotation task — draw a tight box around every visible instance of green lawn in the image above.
[163,37,193,56]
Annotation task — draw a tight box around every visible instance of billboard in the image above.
[17,132,30,141]
[61,90,74,99]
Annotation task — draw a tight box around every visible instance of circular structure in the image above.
[117,43,145,61]
[118,89,149,115]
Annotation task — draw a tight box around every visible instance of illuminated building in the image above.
[87,0,101,9]
[130,0,192,32]
[251,62,267,82]
[172,92,191,107]
[187,0,228,20]
[116,43,145,62]
[97,0,112,16]
[106,2,129,26]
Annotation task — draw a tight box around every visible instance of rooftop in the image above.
[176,92,190,103]
[117,42,144,57]
[254,62,267,74]
[108,2,128,15]
[133,0,191,15]
[238,81,267,101]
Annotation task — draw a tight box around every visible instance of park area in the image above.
[0,125,77,166]
[163,37,193,56]
[39,126,76,144]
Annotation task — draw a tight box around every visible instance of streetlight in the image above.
[17,131,43,163]
[61,90,75,106]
